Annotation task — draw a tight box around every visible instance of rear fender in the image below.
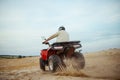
[66,47,75,58]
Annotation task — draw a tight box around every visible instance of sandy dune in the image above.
[0,48,120,80]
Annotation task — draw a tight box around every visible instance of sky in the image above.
[0,0,120,55]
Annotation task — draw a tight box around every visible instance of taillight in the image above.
[54,46,63,50]
[73,45,80,48]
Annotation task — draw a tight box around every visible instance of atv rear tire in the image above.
[48,55,61,72]
[72,52,85,69]
[40,58,45,71]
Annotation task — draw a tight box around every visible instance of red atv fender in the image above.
[41,48,56,61]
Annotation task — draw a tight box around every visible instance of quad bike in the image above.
[39,40,85,72]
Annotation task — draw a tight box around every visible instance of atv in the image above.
[39,41,85,72]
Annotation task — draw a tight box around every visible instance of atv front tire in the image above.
[40,58,45,71]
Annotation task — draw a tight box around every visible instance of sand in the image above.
[0,48,120,80]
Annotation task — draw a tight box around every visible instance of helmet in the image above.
[58,26,65,31]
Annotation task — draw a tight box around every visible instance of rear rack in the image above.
[51,41,81,47]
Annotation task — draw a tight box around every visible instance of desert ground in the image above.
[0,48,120,80]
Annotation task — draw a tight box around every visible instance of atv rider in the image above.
[43,26,75,57]
[43,26,69,43]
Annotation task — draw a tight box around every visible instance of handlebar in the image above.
[42,42,50,46]
[42,42,49,44]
